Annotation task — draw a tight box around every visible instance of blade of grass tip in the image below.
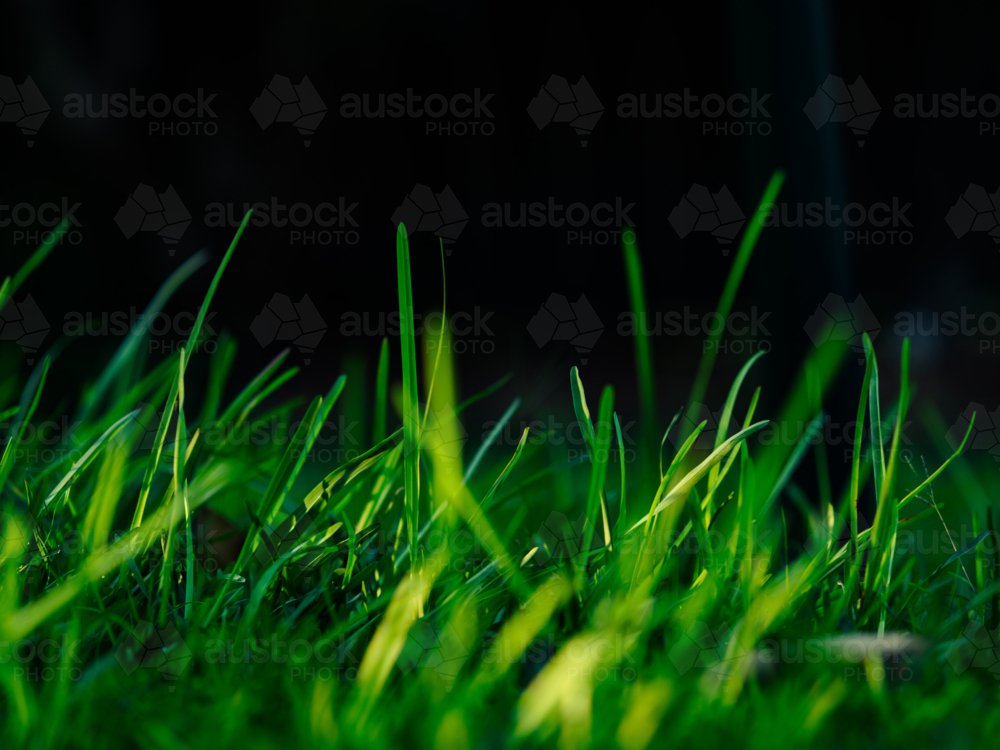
[569,366,596,452]
[215,349,291,426]
[686,169,785,421]
[582,386,614,567]
[635,420,771,531]
[897,413,974,512]
[6,217,71,297]
[80,250,209,420]
[613,413,627,537]
[396,223,421,567]
[708,350,766,492]
[373,338,390,445]
[660,407,683,479]
[0,358,50,495]
[864,334,886,504]
[642,419,708,536]
[622,231,657,476]
[456,372,513,414]
[183,210,253,361]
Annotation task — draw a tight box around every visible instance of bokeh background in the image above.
[3,1,1000,502]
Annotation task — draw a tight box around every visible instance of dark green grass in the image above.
[1,178,1000,749]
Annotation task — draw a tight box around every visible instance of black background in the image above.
[3,1,1000,480]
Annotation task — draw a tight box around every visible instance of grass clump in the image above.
[1,176,999,750]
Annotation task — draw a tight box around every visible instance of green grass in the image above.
[2,183,1000,750]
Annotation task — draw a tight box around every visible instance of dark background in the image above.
[3,1,1000,485]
